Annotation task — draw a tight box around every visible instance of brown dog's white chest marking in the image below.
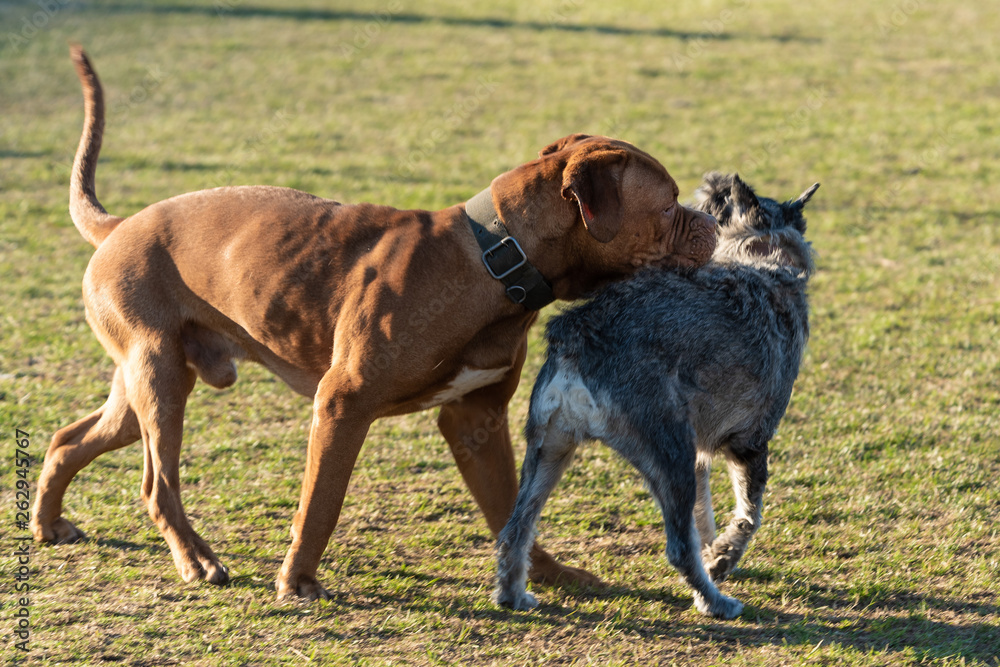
[421,366,511,409]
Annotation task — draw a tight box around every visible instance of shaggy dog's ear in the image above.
[730,174,760,216]
[788,183,820,211]
[783,183,819,233]
[695,172,735,224]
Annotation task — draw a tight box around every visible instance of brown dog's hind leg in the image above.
[32,366,141,544]
[437,358,601,589]
[124,343,229,585]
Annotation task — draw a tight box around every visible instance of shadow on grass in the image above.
[258,562,1000,663]
[586,580,999,664]
[742,584,1000,664]
[95,536,170,554]
[71,539,996,662]
[95,2,820,43]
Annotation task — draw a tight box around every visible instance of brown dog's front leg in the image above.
[276,373,372,601]
[437,373,602,589]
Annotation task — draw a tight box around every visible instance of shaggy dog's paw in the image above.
[492,587,538,611]
[703,542,739,584]
[694,592,744,620]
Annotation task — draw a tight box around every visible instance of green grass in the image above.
[1,0,998,664]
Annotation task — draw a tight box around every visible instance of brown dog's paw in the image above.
[276,574,333,602]
[528,556,603,589]
[33,517,87,544]
[178,559,229,585]
[174,544,229,586]
[200,559,230,585]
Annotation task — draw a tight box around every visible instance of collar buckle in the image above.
[465,186,556,311]
[482,237,527,280]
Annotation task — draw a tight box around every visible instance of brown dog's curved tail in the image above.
[69,44,124,249]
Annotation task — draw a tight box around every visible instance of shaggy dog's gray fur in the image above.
[493,173,819,619]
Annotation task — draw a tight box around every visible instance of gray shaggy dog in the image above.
[492,173,819,619]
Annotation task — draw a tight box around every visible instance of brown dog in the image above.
[31,46,717,600]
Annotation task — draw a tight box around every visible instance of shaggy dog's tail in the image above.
[68,44,124,248]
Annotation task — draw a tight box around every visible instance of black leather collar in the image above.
[464,187,555,311]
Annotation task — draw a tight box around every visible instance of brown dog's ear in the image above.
[561,148,628,243]
[539,133,593,157]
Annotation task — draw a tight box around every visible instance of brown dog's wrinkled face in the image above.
[658,207,719,268]
[522,133,717,296]
[613,157,718,271]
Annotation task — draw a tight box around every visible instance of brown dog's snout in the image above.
[678,206,718,267]
[687,207,717,234]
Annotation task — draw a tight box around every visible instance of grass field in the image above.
[1,0,998,664]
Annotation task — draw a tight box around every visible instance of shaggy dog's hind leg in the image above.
[612,421,743,620]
